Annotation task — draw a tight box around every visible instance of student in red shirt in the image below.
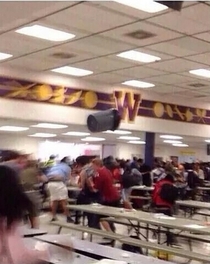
[92,158,120,232]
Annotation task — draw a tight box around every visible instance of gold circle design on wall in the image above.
[83,91,98,108]
[166,104,173,118]
[33,84,53,101]
[153,102,164,118]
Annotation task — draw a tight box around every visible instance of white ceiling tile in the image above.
[167,37,210,53]
[20,46,97,66]
[173,90,209,98]
[143,74,195,85]
[194,32,210,43]
[181,3,210,26]
[82,72,126,84]
[0,2,77,33]
[148,85,186,94]
[43,2,134,34]
[72,57,134,73]
[89,1,170,20]
[182,1,198,8]
[148,37,210,57]
[0,32,55,55]
[148,58,207,73]
[101,20,182,47]
[147,42,193,57]
[177,80,210,90]
[186,52,210,66]
[2,56,66,71]
[147,11,210,34]
[113,66,168,79]
[59,36,134,56]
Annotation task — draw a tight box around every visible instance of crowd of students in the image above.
[0,150,209,263]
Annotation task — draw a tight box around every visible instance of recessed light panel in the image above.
[63,132,90,136]
[32,123,68,129]
[117,50,161,63]
[172,143,189,147]
[51,66,93,77]
[160,135,183,140]
[128,140,145,144]
[164,140,182,144]
[16,25,75,42]
[0,126,29,132]
[114,0,168,13]
[189,69,210,78]
[103,130,132,135]
[29,133,56,138]
[205,140,210,143]
[81,137,105,142]
[119,136,140,140]
[122,80,155,88]
[0,52,13,61]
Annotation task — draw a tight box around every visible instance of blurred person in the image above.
[151,163,165,183]
[0,165,49,264]
[20,159,42,229]
[1,150,27,178]
[140,164,152,186]
[45,155,56,167]
[152,173,179,246]
[194,161,205,180]
[92,158,120,232]
[75,155,100,227]
[46,159,73,223]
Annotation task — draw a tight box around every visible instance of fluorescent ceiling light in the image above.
[160,135,183,140]
[63,132,90,136]
[128,141,145,145]
[0,52,12,61]
[16,25,75,42]
[103,130,131,135]
[164,140,182,144]
[51,66,93,77]
[205,140,210,143]
[122,80,155,88]
[172,143,189,147]
[114,0,168,13]
[0,126,29,132]
[81,137,105,142]
[32,123,68,129]
[189,69,210,78]
[117,50,161,63]
[29,133,56,138]
[119,136,140,140]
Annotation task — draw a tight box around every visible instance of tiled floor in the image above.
[37,211,210,264]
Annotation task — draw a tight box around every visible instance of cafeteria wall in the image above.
[0,134,208,162]
[1,66,210,138]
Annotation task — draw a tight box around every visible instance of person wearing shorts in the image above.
[47,160,73,223]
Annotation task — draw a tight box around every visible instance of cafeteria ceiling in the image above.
[1,1,210,100]
[0,118,207,148]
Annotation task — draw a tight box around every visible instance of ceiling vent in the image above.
[189,83,207,88]
[125,30,156,40]
[51,52,76,59]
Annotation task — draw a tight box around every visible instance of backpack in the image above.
[121,169,141,188]
[122,235,143,254]
[159,183,178,204]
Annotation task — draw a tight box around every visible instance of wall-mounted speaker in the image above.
[87,109,121,133]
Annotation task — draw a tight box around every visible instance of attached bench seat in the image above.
[129,196,151,200]
[119,237,210,263]
[68,198,77,204]
[51,221,124,241]
[103,217,210,244]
